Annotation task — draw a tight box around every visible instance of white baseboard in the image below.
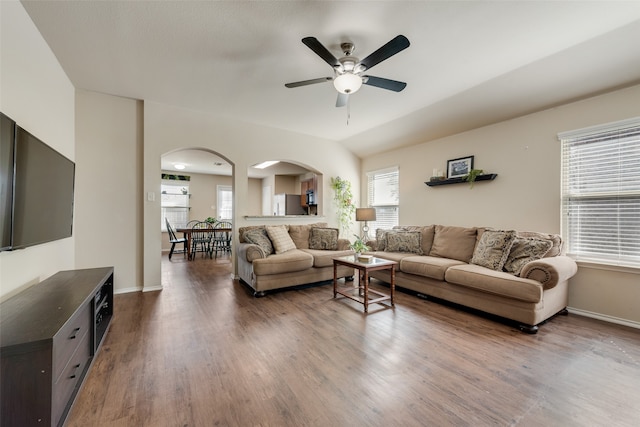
[568,307,640,330]
[114,286,143,295]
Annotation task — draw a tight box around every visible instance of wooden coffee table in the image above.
[333,255,397,313]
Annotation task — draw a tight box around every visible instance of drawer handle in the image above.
[69,363,81,379]
[69,327,81,339]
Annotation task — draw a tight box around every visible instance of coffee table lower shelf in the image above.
[332,255,397,313]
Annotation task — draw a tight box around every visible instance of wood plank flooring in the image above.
[66,255,640,426]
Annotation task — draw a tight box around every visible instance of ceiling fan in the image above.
[285,35,410,107]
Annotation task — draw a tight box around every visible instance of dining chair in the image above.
[165,218,187,260]
[190,221,214,260]
[212,221,232,258]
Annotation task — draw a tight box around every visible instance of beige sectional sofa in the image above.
[366,225,578,333]
[237,222,355,296]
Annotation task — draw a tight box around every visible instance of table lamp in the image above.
[355,208,376,242]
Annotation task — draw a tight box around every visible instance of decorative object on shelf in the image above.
[330,176,356,235]
[447,155,474,178]
[463,169,484,189]
[349,234,370,257]
[425,173,498,187]
[181,187,188,194]
[355,207,376,242]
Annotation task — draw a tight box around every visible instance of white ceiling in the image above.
[21,1,640,172]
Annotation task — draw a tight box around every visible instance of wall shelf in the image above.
[425,173,498,187]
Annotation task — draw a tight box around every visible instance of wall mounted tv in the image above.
[0,112,75,251]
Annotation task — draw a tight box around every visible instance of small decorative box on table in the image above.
[332,255,397,313]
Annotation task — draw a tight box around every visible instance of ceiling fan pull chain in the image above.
[347,98,351,125]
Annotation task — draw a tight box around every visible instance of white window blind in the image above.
[367,167,399,230]
[161,181,190,231]
[559,117,640,267]
[217,185,232,220]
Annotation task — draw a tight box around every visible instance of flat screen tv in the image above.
[0,112,75,251]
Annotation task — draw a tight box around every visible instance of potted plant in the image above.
[205,217,217,224]
[463,169,484,189]
[349,234,370,256]
[330,176,356,236]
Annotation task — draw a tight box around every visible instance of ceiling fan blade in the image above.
[363,75,407,92]
[336,93,349,108]
[285,77,332,88]
[358,35,410,71]
[302,37,340,68]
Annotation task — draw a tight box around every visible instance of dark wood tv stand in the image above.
[1,267,114,427]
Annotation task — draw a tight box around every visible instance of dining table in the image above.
[177,226,232,260]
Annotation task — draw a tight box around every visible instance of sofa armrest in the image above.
[337,238,351,251]
[237,242,267,262]
[520,256,578,290]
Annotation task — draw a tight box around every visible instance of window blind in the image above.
[559,117,640,267]
[367,167,399,230]
[161,181,190,230]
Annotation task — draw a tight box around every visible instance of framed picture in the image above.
[447,155,474,178]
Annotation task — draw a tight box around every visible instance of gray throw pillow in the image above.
[244,228,274,256]
[384,231,424,254]
[504,237,553,276]
[470,229,517,271]
[309,227,339,250]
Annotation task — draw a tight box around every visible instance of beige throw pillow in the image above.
[265,225,297,254]
[470,229,517,271]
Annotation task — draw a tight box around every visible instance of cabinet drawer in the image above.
[53,302,91,382]
[52,328,91,426]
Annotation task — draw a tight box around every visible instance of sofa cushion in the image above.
[243,228,274,256]
[504,237,553,276]
[239,225,269,243]
[429,225,477,262]
[252,249,314,275]
[517,231,563,257]
[385,231,424,255]
[400,256,466,281]
[266,225,297,254]
[302,249,355,268]
[445,264,543,303]
[288,222,328,249]
[470,229,517,271]
[309,227,339,250]
[368,251,414,263]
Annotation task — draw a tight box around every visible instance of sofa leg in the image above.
[253,290,266,298]
[519,324,539,334]
[345,276,354,282]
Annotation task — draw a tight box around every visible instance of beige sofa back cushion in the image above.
[429,225,478,262]
[288,222,328,249]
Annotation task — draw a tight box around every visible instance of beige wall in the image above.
[75,91,143,293]
[143,101,360,290]
[360,84,640,326]
[0,0,76,300]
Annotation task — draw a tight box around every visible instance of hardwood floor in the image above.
[66,256,640,426]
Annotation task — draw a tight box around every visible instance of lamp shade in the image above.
[356,208,376,222]
[333,73,363,94]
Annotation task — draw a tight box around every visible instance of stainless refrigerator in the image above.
[273,194,306,215]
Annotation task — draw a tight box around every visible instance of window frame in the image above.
[366,166,399,231]
[559,117,640,269]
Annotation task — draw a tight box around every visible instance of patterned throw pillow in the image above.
[309,227,339,250]
[470,229,517,271]
[265,225,297,254]
[504,237,553,276]
[243,228,274,256]
[376,228,391,251]
[384,231,424,254]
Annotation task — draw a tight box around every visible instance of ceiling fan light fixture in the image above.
[333,72,362,94]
